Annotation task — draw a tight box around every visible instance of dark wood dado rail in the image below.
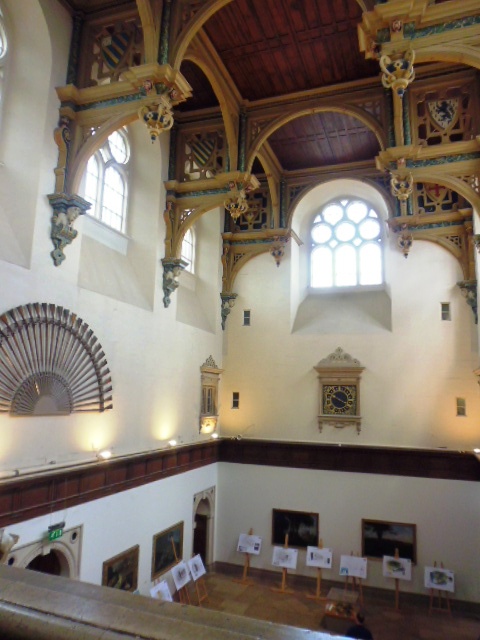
[0,439,478,527]
[218,439,480,481]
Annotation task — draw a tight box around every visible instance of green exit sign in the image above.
[48,528,63,541]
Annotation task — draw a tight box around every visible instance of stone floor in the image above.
[199,568,480,640]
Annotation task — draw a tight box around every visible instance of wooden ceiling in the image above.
[202,0,379,101]
[60,0,383,172]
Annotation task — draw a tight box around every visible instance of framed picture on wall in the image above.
[272,509,319,548]
[362,519,416,563]
[102,545,139,592]
[151,521,184,580]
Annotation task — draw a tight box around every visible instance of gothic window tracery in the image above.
[83,128,130,233]
[310,198,383,288]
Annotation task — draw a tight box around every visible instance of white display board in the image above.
[424,567,455,593]
[339,555,367,579]
[150,580,173,602]
[306,546,333,569]
[237,533,262,555]
[171,561,191,590]
[382,556,412,581]
[272,546,298,570]
[188,554,206,581]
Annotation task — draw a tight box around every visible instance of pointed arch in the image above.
[246,105,387,173]
[183,53,238,170]
[171,0,233,70]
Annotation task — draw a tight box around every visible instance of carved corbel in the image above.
[473,234,480,254]
[224,180,254,222]
[47,193,90,266]
[161,257,188,308]
[220,292,237,331]
[53,116,72,195]
[457,280,478,324]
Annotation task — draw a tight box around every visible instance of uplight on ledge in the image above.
[474,448,480,460]
[96,449,112,461]
[168,439,177,447]
[211,433,219,440]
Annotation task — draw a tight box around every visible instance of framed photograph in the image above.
[272,509,319,549]
[102,545,139,592]
[362,519,416,563]
[151,521,184,580]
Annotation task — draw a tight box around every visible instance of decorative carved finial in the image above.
[220,292,237,330]
[161,258,187,307]
[390,170,413,216]
[380,49,415,97]
[270,235,289,267]
[397,224,413,258]
[48,193,91,266]
[138,93,174,142]
[224,181,251,222]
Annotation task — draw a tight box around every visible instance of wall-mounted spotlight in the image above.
[474,448,480,461]
[96,449,112,461]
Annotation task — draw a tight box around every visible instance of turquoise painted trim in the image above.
[159,0,171,65]
[64,92,146,113]
[66,13,83,86]
[412,221,469,230]
[392,152,480,169]
[407,15,480,40]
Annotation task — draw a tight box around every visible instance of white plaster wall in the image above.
[220,189,480,450]
[3,464,217,595]
[0,0,225,471]
[216,463,480,602]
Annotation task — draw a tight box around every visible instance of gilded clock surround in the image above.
[315,348,365,434]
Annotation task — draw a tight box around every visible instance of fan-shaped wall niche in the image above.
[0,303,112,416]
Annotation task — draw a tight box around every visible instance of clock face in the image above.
[323,385,357,415]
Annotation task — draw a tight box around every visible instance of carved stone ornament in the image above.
[0,303,113,415]
[48,193,91,266]
[220,292,237,331]
[161,257,188,308]
[314,348,365,434]
[390,171,413,216]
[200,356,223,434]
[457,280,478,324]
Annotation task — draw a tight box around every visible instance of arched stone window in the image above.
[181,227,195,273]
[310,198,383,288]
[83,128,130,232]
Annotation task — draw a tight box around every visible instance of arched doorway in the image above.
[26,549,65,576]
[192,487,215,566]
[6,526,82,579]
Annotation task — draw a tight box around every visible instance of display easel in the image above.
[233,528,254,586]
[344,551,363,606]
[171,538,190,604]
[194,574,209,606]
[429,561,451,615]
[306,538,327,601]
[393,548,401,611]
[271,534,294,594]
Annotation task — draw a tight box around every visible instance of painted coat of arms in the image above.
[427,98,459,130]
